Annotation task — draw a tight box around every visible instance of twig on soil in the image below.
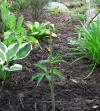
[19,97,25,109]
[35,103,37,111]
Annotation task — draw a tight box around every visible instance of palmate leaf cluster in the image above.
[69,19,100,65]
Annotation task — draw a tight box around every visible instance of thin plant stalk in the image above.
[83,63,96,79]
[49,30,55,111]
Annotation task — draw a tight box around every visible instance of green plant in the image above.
[1,6,39,46]
[31,24,66,111]
[68,19,100,79]
[10,0,27,11]
[0,0,11,41]
[0,41,32,91]
[69,8,87,21]
[50,7,66,15]
[25,21,57,41]
[27,0,51,20]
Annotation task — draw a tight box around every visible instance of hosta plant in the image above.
[31,24,66,111]
[0,41,32,91]
[1,6,39,46]
[25,21,57,41]
[68,19,100,79]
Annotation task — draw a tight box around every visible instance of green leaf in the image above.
[16,15,24,29]
[0,70,10,81]
[46,74,51,82]
[35,63,47,72]
[31,73,45,81]
[65,52,83,55]
[15,42,32,59]
[71,56,86,65]
[15,27,26,35]
[0,41,7,52]
[8,64,22,71]
[0,49,6,65]
[37,74,45,86]
[25,21,33,30]
[53,60,67,64]
[53,69,63,78]
[25,36,39,46]
[31,32,39,36]
[4,31,12,40]
[38,60,50,64]
[16,36,23,45]
[6,43,19,61]
[53,54,64,62]
[34,22,40,30]
[39,30,47,36]
[39,22,50,30]
[4,34,15,46]
[8,14,16,30]
[1,7,9,25]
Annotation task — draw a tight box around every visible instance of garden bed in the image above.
[0,8,100,111]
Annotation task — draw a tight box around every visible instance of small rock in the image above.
[86,99,94,104]
[92,105,98,109]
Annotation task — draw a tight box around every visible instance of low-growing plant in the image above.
[28,0,51,20]
[9,0,27,11]
[49,7,65,15]
[0,0,10,41]
[0,41,32,91]
[31,24,66,111]
[68,19,100,79]
[1,6,39,46]
[69,8,87,21]
[25,21,57,41]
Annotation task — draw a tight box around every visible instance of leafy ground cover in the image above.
[0,1,100,111]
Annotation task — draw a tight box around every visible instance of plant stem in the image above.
[49,30,55,111]
[50,64,55,111]
[83,63,96,79]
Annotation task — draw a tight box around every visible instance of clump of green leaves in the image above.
[9,0,27,11]
[31,24,66,111]
[0,41,32,91]
[25,21,57,41]
[1,6,39,46]
[68,19,100,78]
